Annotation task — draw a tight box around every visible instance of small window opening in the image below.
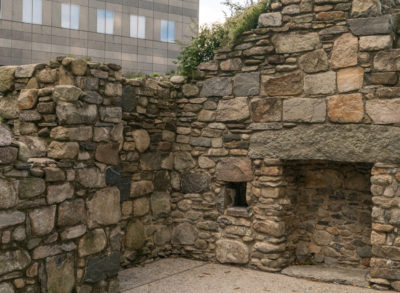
[226,182,248,207]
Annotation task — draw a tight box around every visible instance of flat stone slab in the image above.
[120,258,389,293]
[249,125,400,163]
[282,265,369,287]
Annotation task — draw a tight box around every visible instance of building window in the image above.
[23,0,42,24]
[61,4,79,30]
[130,14,145,39]
[0,0,2,19]
[161,20,175,43]
[97,9,114,34]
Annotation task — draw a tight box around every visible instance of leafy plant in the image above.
[174,24,228,76]
[174,0,270,76]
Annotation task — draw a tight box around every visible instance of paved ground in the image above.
[119,258,393,293]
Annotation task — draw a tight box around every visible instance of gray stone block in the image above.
[199,77,232,97]
[84,252,120,283]
[249,125,400,163]
[348,15,394,35]
[233,72,260,96]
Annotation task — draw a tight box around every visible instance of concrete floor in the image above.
[119,258,393,293]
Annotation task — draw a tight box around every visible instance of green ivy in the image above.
[174,0,270,76]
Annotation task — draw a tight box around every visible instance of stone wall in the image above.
[285,161,372,267]
[2,0,400,292]
[172,0,400,291]
[119,76,178,266]
[0,58,182,293]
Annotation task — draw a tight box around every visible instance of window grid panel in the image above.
[32,0,42,24]
[70,5,79,30]
[23,0,42,24]
[161,19,168,42]
[130,15,146,39]
[97,9,106,33]
[168,20,175,43]
[61,3,71,29]
[138,16,145,39]
[23,0,33,23]
[161,20,175,43]
[130,14,138,38]
[105,10,114,35]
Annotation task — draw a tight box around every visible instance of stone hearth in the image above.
[284,161,373,267]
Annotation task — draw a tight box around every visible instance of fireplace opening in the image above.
[226,182,248,208]
[284,161,373,268]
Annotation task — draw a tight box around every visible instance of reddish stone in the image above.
[328,94,364,123]
[331,33,358,69]
[261,71,303,96]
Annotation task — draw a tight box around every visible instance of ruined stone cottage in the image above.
[1,0,400,292]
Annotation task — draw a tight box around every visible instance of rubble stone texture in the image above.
[1,1,400,292]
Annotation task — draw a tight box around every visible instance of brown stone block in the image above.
[78,229,107,257]
[29,206,56,236]
[0,147,18,164]
[130,180,154,198]
[216,157,253,182]
[352,0,381,17]
[374,49,400,71]
[316,11,345,21]
[220,58,242,71]
[254,220,285,237]
[87,187,121,228]
[18,89,38,110]
[271,32,321,54]
[328,93,364,123]
[251,98,282,122]
[299,49,329,73]
[368,72,398,86]
[0,66,16,93]
[372,223,394,232]
[95,143,120,165]
[48,141,79,159]
[376,87,400,98]
[366,99,400,124]
[337,67,364,93]
[57,199,86,227]
[261,71,303,96]
[331,33,359,69]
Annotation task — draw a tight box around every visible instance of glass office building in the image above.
[0,0,199,73]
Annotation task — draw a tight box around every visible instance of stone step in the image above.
[281,265,369,288]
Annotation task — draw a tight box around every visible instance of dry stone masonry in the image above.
[0,58,176,293]
[2,0,400,292]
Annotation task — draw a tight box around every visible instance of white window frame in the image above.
[130,14,146,39]
[97,9,114,34]
[23,0,42,24]
[161,20,175,43]
[61,3,80,30]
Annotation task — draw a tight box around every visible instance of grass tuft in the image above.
[175,0,270,76]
